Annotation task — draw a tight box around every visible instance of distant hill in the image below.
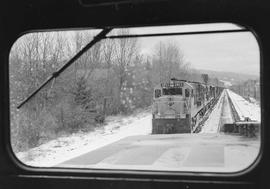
[196,69,259,85]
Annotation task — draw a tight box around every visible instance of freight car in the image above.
[152,78,223,134]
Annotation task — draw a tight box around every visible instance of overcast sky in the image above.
[121,23,260,76]
[16,23,260,76]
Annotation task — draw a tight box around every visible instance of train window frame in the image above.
[6,23,263,179]
[176,88,183,96]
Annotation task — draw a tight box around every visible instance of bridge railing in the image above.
[222,122,260,138]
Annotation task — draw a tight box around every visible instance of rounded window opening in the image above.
[9,23,261,173]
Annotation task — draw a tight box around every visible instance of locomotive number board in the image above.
[161,82,184,88]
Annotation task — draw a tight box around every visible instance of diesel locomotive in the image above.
[152,78,223,134]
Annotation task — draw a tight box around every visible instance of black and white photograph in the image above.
[1,0,269,188]
[9,23,260,172]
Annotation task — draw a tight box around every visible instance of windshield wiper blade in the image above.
[17,28,112,109]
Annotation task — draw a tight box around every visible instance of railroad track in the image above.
[223,89,260,137]
[192,91,224,133]
[225,90,241,122]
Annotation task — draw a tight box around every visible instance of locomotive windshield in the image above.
[163,87,183,95]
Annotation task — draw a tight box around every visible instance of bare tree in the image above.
[113,29,138,112]
[152,41,186,83]
[201,74,209,84]
[72,31,103,81]
[9,32,70,151]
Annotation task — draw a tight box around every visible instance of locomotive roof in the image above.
[154,78,222,90]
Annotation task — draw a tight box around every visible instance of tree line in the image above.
[230,79,260,101]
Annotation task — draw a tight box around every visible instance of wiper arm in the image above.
[17,28,112,109]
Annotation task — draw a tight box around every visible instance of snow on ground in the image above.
[16,109,152,167]
[200,91,225,133]
[248,96,259,105]
[67,133,260,173]
[15,90,261,171]
[227,89,260,122]
[220,91,234,124]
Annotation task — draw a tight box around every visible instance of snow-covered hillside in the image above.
[16,109,152,167]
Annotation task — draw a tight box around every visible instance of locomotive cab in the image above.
[152,80,194,134]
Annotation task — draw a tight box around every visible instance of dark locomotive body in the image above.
[152,79,223,134]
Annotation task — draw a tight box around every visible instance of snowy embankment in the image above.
[227,89,260,122]
[16,109,152,167]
